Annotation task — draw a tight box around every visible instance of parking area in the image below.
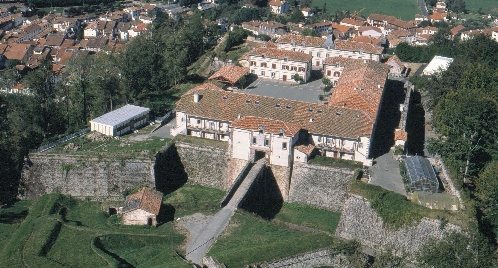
[241,78,327,103]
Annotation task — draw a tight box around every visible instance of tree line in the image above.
[404,32,498,258]
[0,11,206,204]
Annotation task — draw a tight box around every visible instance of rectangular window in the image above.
[316,52,321,57]
[272,63,276,69]
[197,119,201,124]
[327,70,331,76]
[264,139,269,146]
[261,71,265,76]
[282,142,287,150]
[291,66,297,71]
[261,62,267,67]
[271,72,275,77]
[253,137,256,144]
[298,67,305,72]
[250,61,256,66]
[317,136,322,142]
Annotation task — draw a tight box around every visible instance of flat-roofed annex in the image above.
[90,104,150,128]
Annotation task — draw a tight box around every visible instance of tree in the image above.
[429,89,498,180]
[416,231,495,267]
[475,161,498,238]
[292,73,301,83]
[301,28,319,37]
[289,8,305,23]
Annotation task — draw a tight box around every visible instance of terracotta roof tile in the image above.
[334,40,384,54]
[248,47,312,62]
[275,34,326,47]
[295,144,315,155]
[123,187,163,215]
[323,56,365,66]
[232,116,301,136]
[386,55,405,69]
[358,26,383,34]
[328,61,390,125]
[394,129,408,141]
[451,25,465,35]
[209,65,249,85]
[341,18,366,27]
[351,36,382,46]
[176,84,372,138]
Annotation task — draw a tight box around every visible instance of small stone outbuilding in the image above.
[122,187,163,226]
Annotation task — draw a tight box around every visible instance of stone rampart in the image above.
[21,154,154,201]
[335,194,461,255]
[288,163,354,212]
[259,249,350,268]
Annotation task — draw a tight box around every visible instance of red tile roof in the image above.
[386,55,405,69]
[275,34,325,47]
[328,61,390,124]
[451,25,465,35]
[352,36,382,46]
[248,47,312,62]
[209,65,249,85]
[176,84,373,138]
[123,187,163,215]
[341,18,366,27]
[323,56,365,66]
[232,116,301,136]
[295,144,316,155]
[394,129,408,141]
[334,40,384,54]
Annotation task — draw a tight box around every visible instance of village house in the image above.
[301,7,313,17]
[414,14,427,25]
[322,56,365,85]
[303,21,333,34]
[241,20,287,38]
[450,25,465,40]
[3,43,34,63]
[121,187,163,226]
[358,26,383,38]
[275,34,383,68]
[430,12,448,23]
[173,59,389,166]
[351,36,384,47]
[268,0,290,15]
[386,55,407,77]
[245,47,312,82]
[416,26,438,36]
[340,18,366,30]
[367,14,417,35]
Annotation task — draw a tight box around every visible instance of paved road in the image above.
[418,0,429,17]
[369,152,407,196]
[150,118,176,139]
[185,159,266,265]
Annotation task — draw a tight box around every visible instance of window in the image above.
[197,119,201,124]
[271,72,275,77]
[261,71,265,76]
[181,117,184,122]
[334,71,340,77]
[251,70,255,74]
[253,137,256,144]
[250,61,256,66]
[318,136,322,142]
[210,122,215,129]
[327,70,331,76]
[264,139,269,146]
[326,53,330,57]
[316,52,321,57]
[272,63,276,69]
[282,142,287,150]
[308,51,312,55]
[291,66,297,71]
[282,65,289,70]
[298,67,305,72]
[261,62,267,67]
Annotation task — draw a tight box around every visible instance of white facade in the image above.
[84,28,98,38]
[422,55,454,75]
[122,209,156,226]
[249,55,311,82]
[89,105,150,137]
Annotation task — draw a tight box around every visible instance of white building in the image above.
[275,34,383,68]
[268,0,289,14]
[322,57,366,86]
[89,104,150,137]
[247,47,312,82]
[422,55,454,75]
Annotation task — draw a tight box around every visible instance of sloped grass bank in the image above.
[208,212,335,267]
[274,202,341,234]
[0,194,188,268]
[163,184,226,217]
[349,180,469,229]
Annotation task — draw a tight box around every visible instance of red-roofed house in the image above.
[121,187,163,226]
[269,0,289,14]
[386,55,407,77]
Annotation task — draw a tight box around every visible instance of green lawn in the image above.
[308,155,363,170]
[163,184,226,217]
[313,0,420,21]
[0,201,32,254]
[174,135,228,150]
[208,212,335,267]
[274,202,341,234]
[466,0,498,13]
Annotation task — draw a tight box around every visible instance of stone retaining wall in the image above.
[259,249,351,268]
[335,194,461,255]
[21,154,154,200]
[288,163,354,212]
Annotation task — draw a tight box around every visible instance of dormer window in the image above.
[317,109,323,113]
[255,101,260,105]
[286,105,292,109]
[276,103,281,108]
[308,108,313,112]
[246,99,251,104]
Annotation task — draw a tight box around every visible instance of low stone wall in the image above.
[21,154,154,200]
[288,163,354,212]
[259,249,351,268]
[335,194,461,255]
[269,164,292,201]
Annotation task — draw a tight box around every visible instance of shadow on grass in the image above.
[239,166,283,220]
[157,204,176,227]
[0,210,28,224]
[94,237,134,268]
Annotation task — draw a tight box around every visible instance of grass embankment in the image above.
[274,202,341,234]
[349,180,470,229]
[0,194,188,268]
[208,211,336,267]
[163,184,226,217]
[312,0,419,21]
[174,134,228,150]
[308,155,363,170]
[0,200,31,254]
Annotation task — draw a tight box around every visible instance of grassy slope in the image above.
[274,202,341,234]
[163,184,226,217]
[313,0,420,21]
[350,180,470,228]
[0,201,31,254]
[466,0,498,12]
[208,212,335,267]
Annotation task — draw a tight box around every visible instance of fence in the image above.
[31,128,90,153]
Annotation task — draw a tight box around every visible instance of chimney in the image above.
[193,92,200,103]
